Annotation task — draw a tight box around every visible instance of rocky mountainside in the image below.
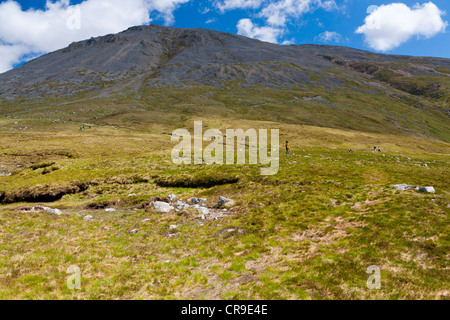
[0,25,449,144]
[0,24,449,100]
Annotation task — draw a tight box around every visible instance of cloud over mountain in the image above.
[0,0,190,73]
[356,2,447,51]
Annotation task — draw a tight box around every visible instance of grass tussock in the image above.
[29,162,55,170]
[0,181,91,204]
[155,174,239,188]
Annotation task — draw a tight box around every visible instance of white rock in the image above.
[218,196,235,208]
[51,208,63,215]
[174,200,185,207]
[84,215,94,221]
[129,229,138,234]
[34,206,63,215]
[197,207,209,215]
[141,218,151,222]
[393,184,418,191]
[419,187,435,193]
[170,225,177,230]
[152,201,174,213]
[189,197,206,204]
[105,208,116,212]
[167,194,178,201]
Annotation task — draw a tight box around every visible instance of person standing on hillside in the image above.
[284,141,290,155]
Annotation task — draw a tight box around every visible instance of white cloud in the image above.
[0,43,32,73]
[259,0,338,27]
[0,0,190,73]
[215,0,264,12]
[235,0,340,44]
[148,0,190,24]
[316,30,342,43]
[236,18,283,43]
[356,2,448,51]
[281,39,295,45]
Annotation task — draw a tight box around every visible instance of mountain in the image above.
[0,24,449,143]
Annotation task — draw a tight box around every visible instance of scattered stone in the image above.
[393,184,418,191]
[129,229,138,234]
[173,200,184,207]
[141,218,151,222]
[167,194,178,201]
[169,225,177,230]
[151,201,174,213]
[128,194,137,197]
[31,205,63,216]
[419,187,435,193]
[199,214,206,220]
[188,197,206,204]
[218,196,235,208]
[105,208,116,212]
[84,215,94,221]
[197,207,209,215]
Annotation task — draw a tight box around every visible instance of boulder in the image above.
[218,196,235,208]
[419,187,435,193]
[393,184,418,191]
[167,194,178,201]
[34,205,63,215]
[173,200,185,207]
[151,201,174,213]
[84,215,94,221]
[197,207,209,215]
[188,197,206,204]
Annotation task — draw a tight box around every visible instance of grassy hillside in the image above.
[0,25,448,300]
[0,116,448,299]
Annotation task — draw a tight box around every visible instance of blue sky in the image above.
[0,0,449,73]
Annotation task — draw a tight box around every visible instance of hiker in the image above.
[284,141,290,155]
[349,149,353,153]
[378,147,381,152]
[373,146,376,151]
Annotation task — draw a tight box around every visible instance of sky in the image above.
[0,0,449,73]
